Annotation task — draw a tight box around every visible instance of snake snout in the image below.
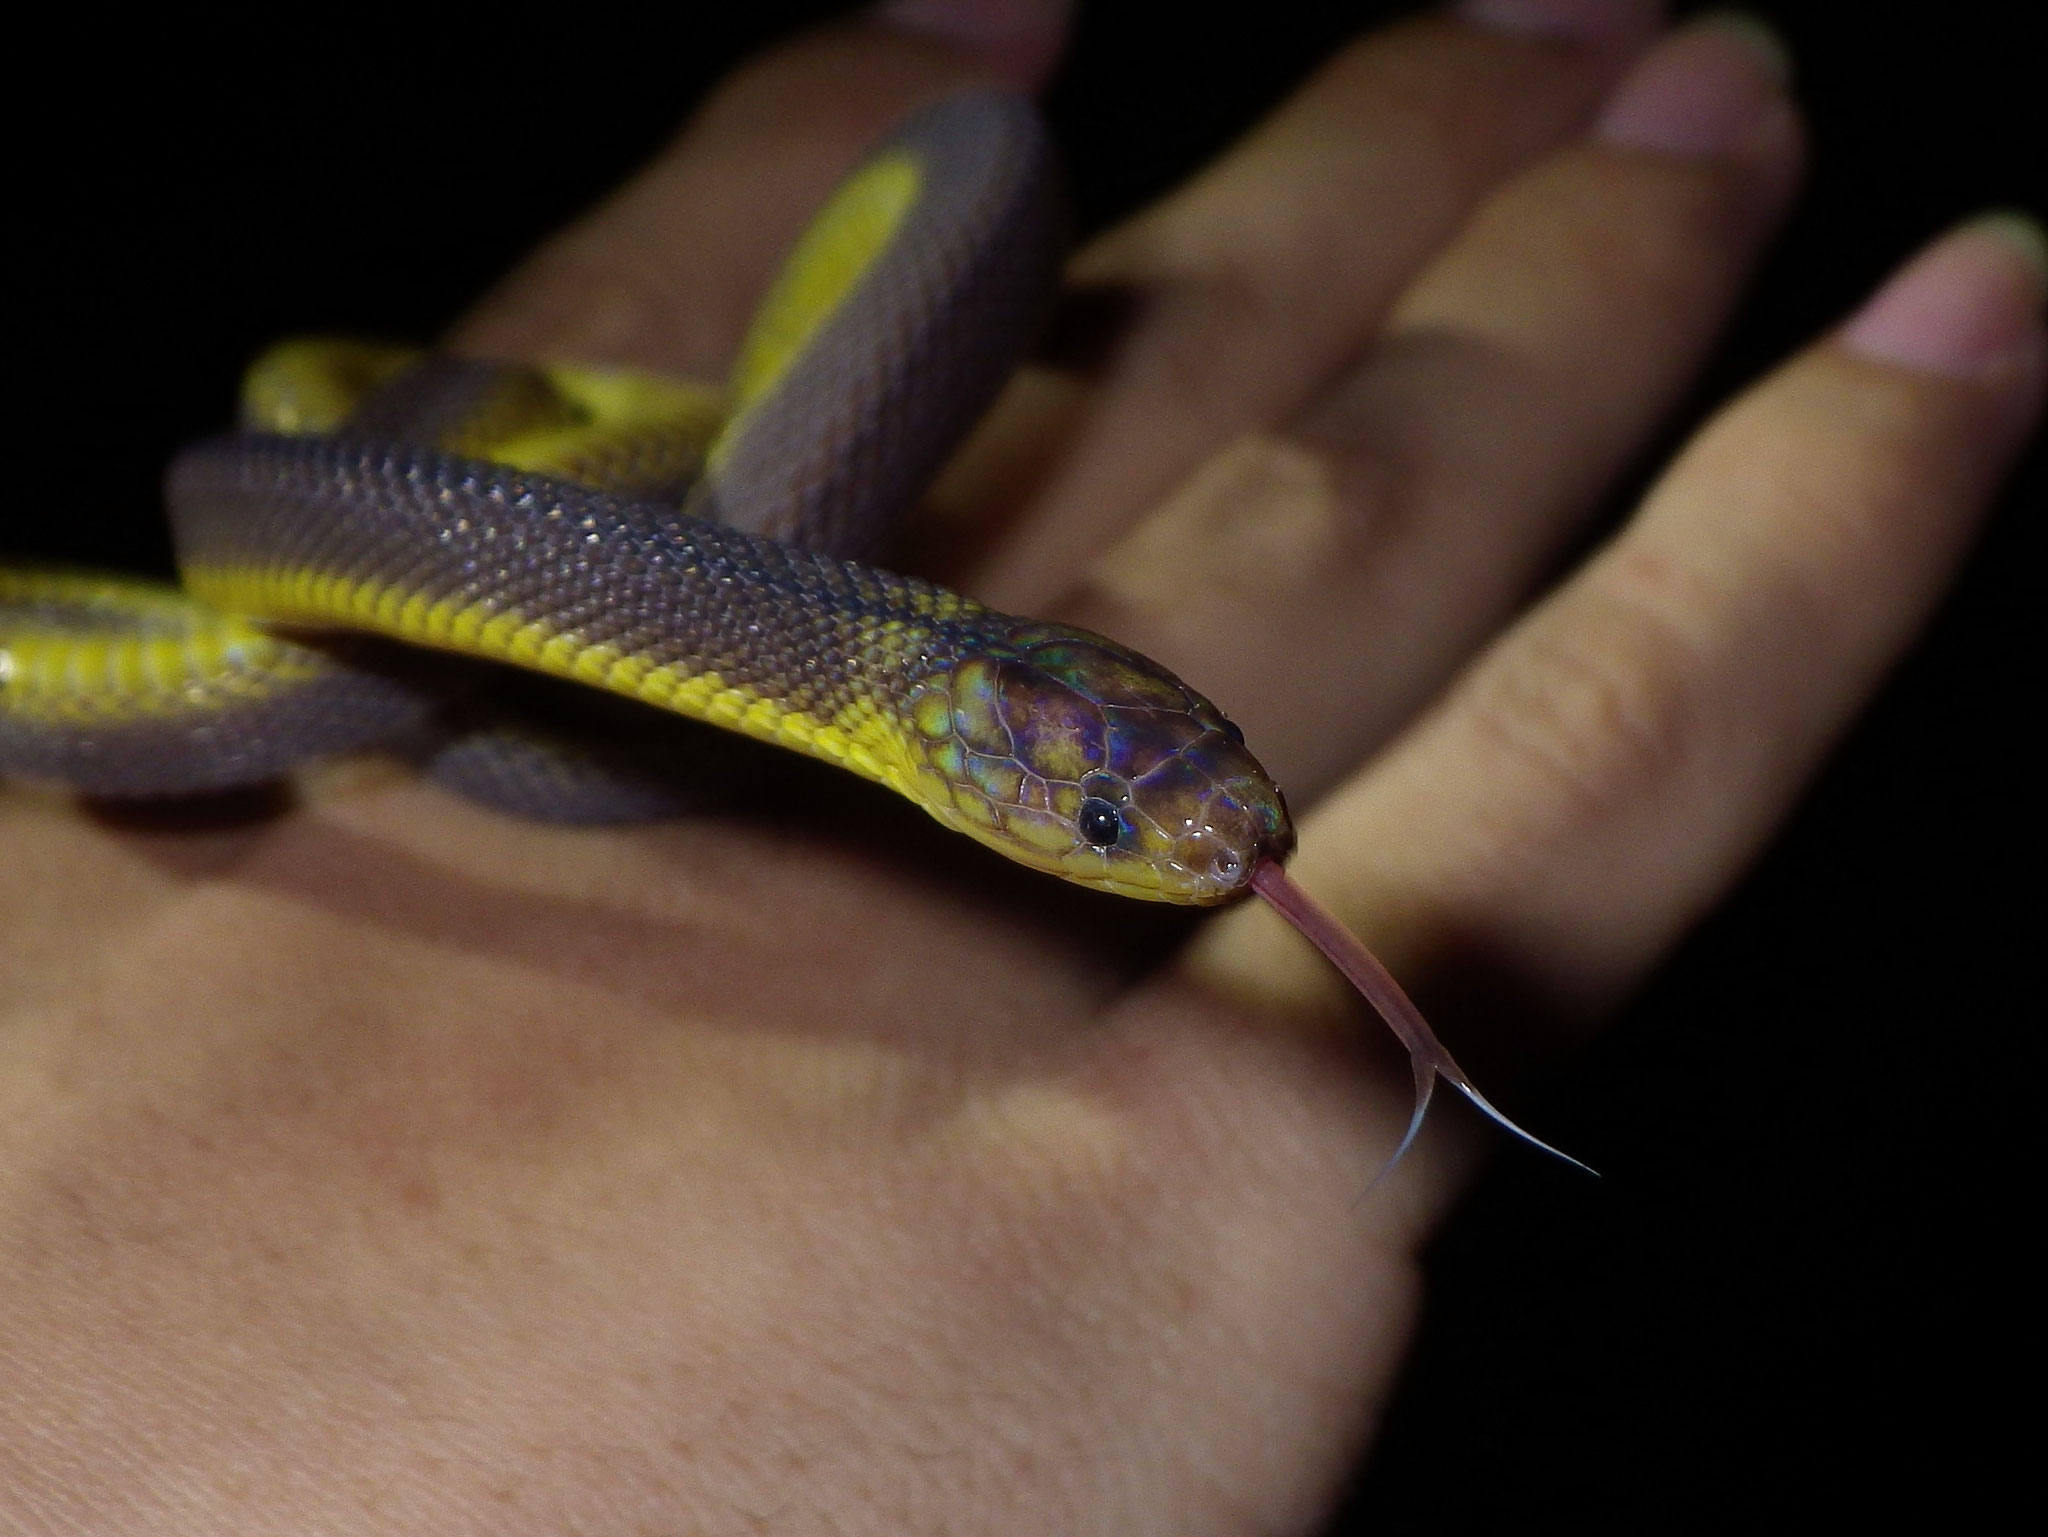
[1121,733,1294,904]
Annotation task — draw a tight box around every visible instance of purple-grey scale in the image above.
[693,91,1063,556]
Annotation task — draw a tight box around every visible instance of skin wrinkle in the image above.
[1123,430,1364,605]
[1060,429,1424,798]
[1098,265,1299,421]
[1460,569,1715,856]
[490,229,712,372]
[1364,590,1746,1015]
[1063,322,1596,802]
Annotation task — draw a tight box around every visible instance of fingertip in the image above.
[1839,213,2048,381]
[1457,0,1664,46]
[869,0,1071,86]
[1593,12,1794,159]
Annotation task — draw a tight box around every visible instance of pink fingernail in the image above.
[1459,0,1664,44]
[1595,13,1790,157]
[1840,214,2048,379]
[871,0,1071,81]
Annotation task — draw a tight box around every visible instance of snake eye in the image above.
[1220,717,1246,745]
[1077,796,1123,848]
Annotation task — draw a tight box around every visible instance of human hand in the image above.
[4,2,2040,1532]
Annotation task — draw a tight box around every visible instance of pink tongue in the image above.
[1248,860,1595,1180]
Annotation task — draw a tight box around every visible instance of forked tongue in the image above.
[1249,860,1596,1183]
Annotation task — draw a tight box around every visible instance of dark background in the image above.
[11,2,2039,1530]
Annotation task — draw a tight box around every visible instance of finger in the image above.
[1194,216,2047,1028]
[449,2,1069,374]
[952,0,1664,607]
[1058,17,1803,797]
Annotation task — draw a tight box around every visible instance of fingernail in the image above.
[872,0,1071,81]
[1840,213,2048,379]
[1459,0,1663,43]
[1596,12,1791,157]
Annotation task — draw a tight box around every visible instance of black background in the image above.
[10,2,2040,1530]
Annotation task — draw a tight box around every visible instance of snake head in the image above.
[907,624,1294,903]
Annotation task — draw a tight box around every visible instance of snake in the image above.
[0,92,1584,1174]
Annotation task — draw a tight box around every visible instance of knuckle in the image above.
[1461,558,1711,831]
[1134,256,1293,412]
[1089,430,1384,614]
[518,232,695,359]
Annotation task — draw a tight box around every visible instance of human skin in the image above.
[2,1,2042,1532]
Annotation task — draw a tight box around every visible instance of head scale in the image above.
[905,624,1293,903]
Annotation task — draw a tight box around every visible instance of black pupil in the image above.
[1077,798,1122,847]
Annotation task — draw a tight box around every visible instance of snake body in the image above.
[0,92,1295,906]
